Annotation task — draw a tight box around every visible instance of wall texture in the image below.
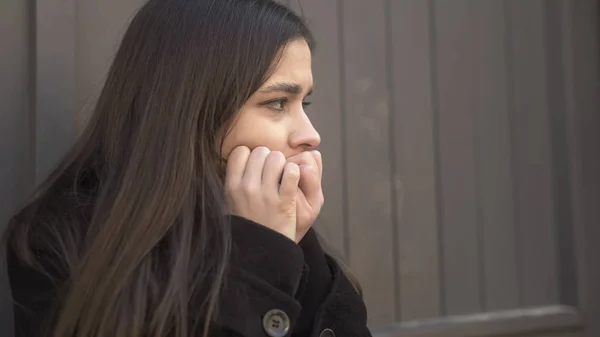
[284,1,599,332]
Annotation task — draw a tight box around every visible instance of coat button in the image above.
[262,309,290,337]
[319,328,336,337]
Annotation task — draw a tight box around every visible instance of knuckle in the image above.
[307,164,319,174]
[285,164,300,178]
[241,180,259,195]
[313,151,322,163]
[299,151,312,161]
[253,146,270,156]
[266,151,286,166]
[231,146,250,158]
[317,198,325,209]
[270,151,286,162]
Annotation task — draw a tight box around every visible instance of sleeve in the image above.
[311,256,372,337]
[292,229,332,335]
[215,216,307,337]
[294,229,372,337]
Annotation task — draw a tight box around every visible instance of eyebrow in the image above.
[259,82,313,96]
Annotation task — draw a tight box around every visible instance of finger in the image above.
[295,187,309,209]
[298,164,321,205]
[225,146,251,188]
[279,163,300,199]
[242,147,271,186]
[287,152,320,194]
[312,150,323,180]
[262,151,286,190]
[286,151,317,169]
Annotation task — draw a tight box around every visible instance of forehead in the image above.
[263,39,313,86]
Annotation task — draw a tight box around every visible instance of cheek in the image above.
[221,117,289,159]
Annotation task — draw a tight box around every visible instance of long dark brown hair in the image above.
[3,1,315,336]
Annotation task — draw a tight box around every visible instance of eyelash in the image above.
[264,98,312,112]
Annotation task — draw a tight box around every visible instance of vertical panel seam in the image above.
[336,0,350,263]
[545,0,578,307]
[539,0,562,305]
[559,0,582,309]
[427,0,445,317]
[502,0,523,307]
[383,0,400,322]
[29,0,37,183]
[470,5,486,312]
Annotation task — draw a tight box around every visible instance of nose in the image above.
[288,114,321,150]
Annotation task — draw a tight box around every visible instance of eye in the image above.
[265,98,288,111]
[261,98,312,112]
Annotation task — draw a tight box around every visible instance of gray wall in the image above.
[1,0,600,336]
[1,1,32,335]
[288,0,599,333]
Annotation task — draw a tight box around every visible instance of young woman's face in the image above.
[221,39,320,159]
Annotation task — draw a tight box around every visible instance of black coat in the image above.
[8,216,372,337]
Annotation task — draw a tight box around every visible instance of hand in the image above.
[225,146,301,242]
[285,150,324,241]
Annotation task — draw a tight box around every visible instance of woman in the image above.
[3,0,371,336]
